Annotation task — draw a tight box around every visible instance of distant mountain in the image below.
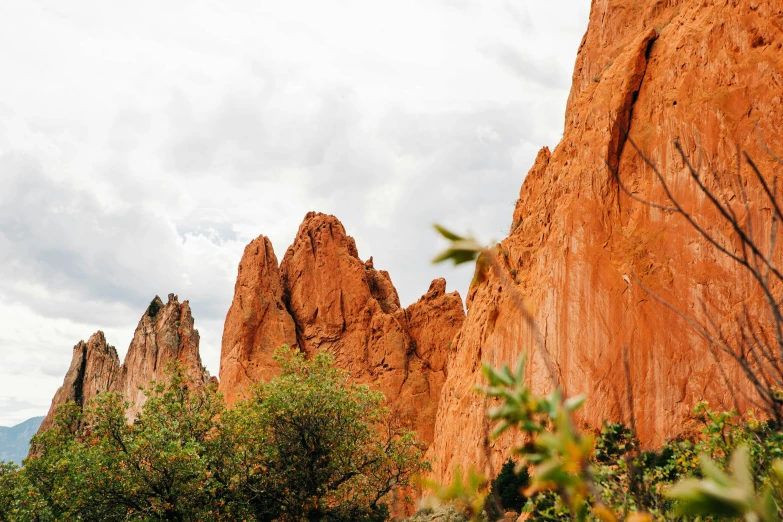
[0,416,44,465]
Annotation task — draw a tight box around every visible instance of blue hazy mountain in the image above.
[0,416,44,465]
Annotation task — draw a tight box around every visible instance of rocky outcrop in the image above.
[116,294,211,420]
[280,212,465,442]
[429,0,783,480]
[219,235,298,406]
[219,212,465,446]
[42,0,782,485]
[404,279,466,443]
[280,213,412,393]
[40,294,210,430]
[39,331,120,432]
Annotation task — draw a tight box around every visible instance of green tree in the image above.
[0,461,20,520]
[486,459,529,518]
[21,365,238,521]
[16,350,427,521]
[20,401,85,521]
[228,346,428,522]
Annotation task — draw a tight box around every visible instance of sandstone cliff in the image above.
[219,235,298,406]
[40,294,210,430]
[219,212,465,445]
[429,0,783,480]
[39,331,121,432]
[116,294,211,421]
[404,278,466,444]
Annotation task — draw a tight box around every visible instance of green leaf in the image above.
[667,479,747,518]
[759,487,778,522]
[699,454,732,488]
[729,445,753,495]
[433,224,465,241]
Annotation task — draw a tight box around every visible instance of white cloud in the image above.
[0,0,590,425]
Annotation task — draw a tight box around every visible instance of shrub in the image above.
[485,459,529,519]
[229,346,427,521]
[146,298,161,317]
[12,348,427,521]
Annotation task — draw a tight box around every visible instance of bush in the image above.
[485,459,528,519]
[146,297,161,317]
[426,352,783,522]
[4,348,427,521]
[407,505,469,522]
[227,346,427,521]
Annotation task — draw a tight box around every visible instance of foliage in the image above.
[0,461,20,521]
[667,445,783,522]
[407,505,469,522]
[431,225,483,266]
[147,298,161,318]
[481,355,596,520]
[484,459,529,521]
[423,465,488,521]
[594,423,636,464]
[426,350,783,522]
[226,346,428,522]
[17,365,236,522]
[0,348,427,521]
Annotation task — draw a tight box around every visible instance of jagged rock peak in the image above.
[219,213,465,455]
[39,331,121,432]
[280,212,401,359]
[39,294,211,433]
[219,234,298,406]
[119,294,210,420]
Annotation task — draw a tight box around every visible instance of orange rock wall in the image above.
[219,212,466,445]
[39,331,121,432]
[40,294,211,431]
[429,0,783,480]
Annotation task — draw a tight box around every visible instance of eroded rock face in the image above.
[39,331,121,432]
[404,278,466,444]
[40,294,211,431]
[117,294,211,421]
[429,0,783,480]
[219,235,298,406]
[280,213,408,386]
[218,212,465,447]
[278,212,465,442]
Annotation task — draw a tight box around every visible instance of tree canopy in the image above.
[0,347,427,521]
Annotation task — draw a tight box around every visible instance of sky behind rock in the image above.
[0,0,590,425]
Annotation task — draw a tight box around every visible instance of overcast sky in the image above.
[0,0,590,426]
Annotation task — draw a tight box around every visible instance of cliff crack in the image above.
[608,31,658,177]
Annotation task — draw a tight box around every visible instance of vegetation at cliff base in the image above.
[426,213,783,522]
[0,347,427,521]
[420,354,783,522]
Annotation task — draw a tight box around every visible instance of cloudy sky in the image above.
[0,0,590,426]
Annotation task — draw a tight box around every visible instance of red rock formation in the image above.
[117,294,211,421]
[404,278,465,443]
[278,212,465,442]
[40,294,211,431]
[39,331,121,432]
[429,0,783,480]
[217,212,465,448]
[219,235,298,406]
